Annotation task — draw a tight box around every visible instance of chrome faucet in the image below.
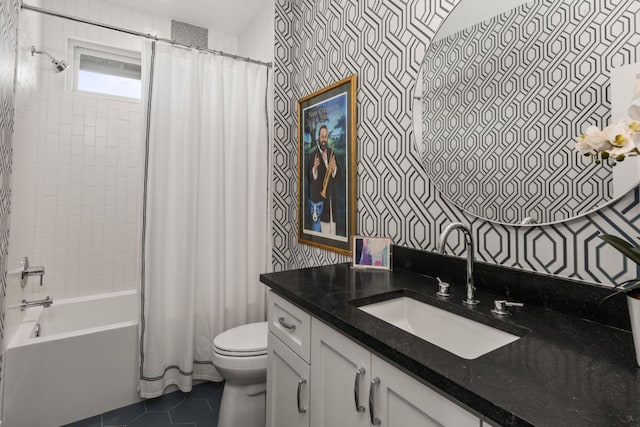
[438,222,478,306]
[21,296,53,311]
[20,257,45,288]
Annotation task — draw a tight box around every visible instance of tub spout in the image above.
[21,296,53,311]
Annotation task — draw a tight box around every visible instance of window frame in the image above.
[69,39,143,102]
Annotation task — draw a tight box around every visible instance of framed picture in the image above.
[352,236,392,270]
[298,75,357,256]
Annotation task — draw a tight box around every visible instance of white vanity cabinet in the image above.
[267,290,486,427]
[267,332,310,427]
[311,318,481,427]
[370,353,480,426]
[267,291,312,427]
[310,317,371,427]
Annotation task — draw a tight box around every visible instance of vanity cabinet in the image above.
[310,317,371,427]
[267,290,486,426]
[267,291,312,427]
[371,353,480,426]
[310,318,481,427]
[267,332,310,427]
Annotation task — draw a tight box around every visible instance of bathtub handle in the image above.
[20,257,45,288]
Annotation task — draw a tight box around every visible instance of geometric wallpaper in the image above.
[272,0,640,288]
[0,0,18,413]
[420,0,640,224]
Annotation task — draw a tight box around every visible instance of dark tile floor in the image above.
[63,381,224,427]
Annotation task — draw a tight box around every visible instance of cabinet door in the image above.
[310,319,371,427]
[370,355,481,427]
[267,332,310,427]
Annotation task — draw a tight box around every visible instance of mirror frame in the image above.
[411,0,640,226]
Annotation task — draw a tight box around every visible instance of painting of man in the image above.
[297,75,356,255]
[301,93,348,241]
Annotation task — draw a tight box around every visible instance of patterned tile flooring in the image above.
[63,381,224,427]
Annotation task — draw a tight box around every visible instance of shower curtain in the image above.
[139,42,272,397]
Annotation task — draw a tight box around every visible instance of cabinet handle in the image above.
[369,377,381,425]
[278,316,296,331]
[297,378,307,414]
[354,367,366,413]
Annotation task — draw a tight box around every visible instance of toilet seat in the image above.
[213,322,268,358]
[214,347,267,357]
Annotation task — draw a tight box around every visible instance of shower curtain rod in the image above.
[20,2,273,68]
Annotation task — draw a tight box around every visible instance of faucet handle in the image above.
[491,300,524,316]
[436,277,451,298]
[20,257,45,288]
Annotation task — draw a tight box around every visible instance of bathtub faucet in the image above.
[20,256,45,288]
[21,296,53,311]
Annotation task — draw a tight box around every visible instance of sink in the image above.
[358,296,520,359]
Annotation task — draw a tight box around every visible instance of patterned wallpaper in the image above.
[272,0,640,287]
[420,0,639,224]
[0,0,18,412]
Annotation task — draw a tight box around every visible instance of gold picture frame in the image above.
[297,75,357,256]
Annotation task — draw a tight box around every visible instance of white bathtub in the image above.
[3,290,140,427]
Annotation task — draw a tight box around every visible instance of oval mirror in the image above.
[413,0,640,225]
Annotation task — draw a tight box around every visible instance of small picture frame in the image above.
[352,236,392,270]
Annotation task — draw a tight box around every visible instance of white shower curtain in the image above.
[139,42,272,397]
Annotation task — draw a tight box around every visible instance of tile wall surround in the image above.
[7,0,240,335]
[272,0,640,287]
[0,0,19,417]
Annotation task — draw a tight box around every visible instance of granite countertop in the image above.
[260,259,640,427]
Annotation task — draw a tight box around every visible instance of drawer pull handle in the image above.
[297,378,307,414]
[369,377,381,425]
[354,367,366,413]
[278,317,296,331]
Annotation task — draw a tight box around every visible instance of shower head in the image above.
[52,59,68,73]
[30,46,68,73]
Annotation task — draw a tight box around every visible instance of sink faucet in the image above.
[437,222,478,306]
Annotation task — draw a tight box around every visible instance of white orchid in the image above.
[576,126,610,153]
[576,119,640,164]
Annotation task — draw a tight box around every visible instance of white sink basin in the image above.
[359,296,520,359]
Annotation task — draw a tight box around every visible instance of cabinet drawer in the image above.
[268,291,311,362]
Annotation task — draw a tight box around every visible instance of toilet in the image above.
[213,321,268,427]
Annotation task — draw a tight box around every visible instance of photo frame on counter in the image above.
[352,236,392,270]
[297,75,357,256]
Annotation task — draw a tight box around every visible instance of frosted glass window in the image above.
[73,45,141,100]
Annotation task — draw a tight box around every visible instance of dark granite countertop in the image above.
[260,249,640,427]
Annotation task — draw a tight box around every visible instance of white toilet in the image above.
[213,321,268,427]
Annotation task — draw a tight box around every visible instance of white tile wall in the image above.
[5,1,43,335]
[8,0,239,332]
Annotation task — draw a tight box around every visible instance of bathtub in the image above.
[3,290,140,427]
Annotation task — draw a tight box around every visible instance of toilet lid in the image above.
[213,322,268,356]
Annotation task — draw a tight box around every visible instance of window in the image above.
[71,41,142,100]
